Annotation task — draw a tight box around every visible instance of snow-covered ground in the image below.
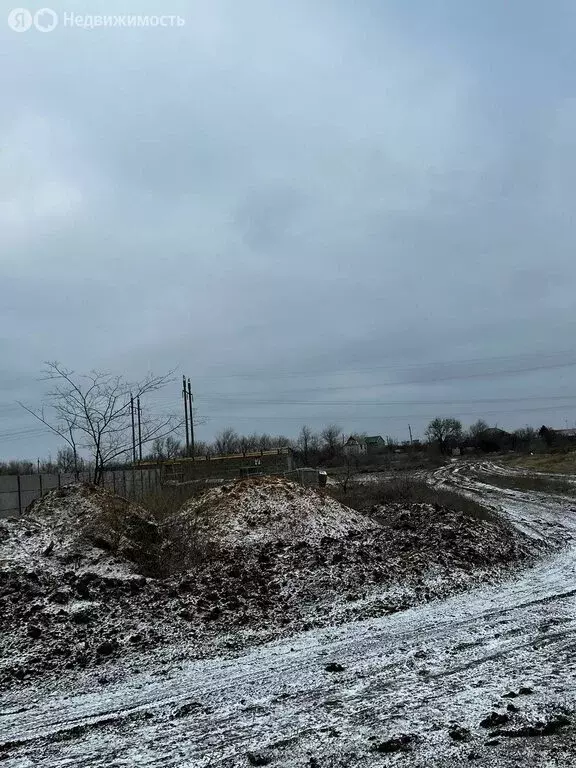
[2,463,576,766]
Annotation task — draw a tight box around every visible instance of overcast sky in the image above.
[2,0,576,460]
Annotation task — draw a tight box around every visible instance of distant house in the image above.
[343,436,367,456]
[343,435,386,457]
[539,426,576,446]
[553,428,576,439]
[364,435,386,454]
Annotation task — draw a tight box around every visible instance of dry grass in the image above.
[140,483,208,523]
[139,483,227,576]
[157,511,214,576]
[476,472,576,497]
[503,452,576,474]
[329,475,498,524]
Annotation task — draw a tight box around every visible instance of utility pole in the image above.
[182,375,190,455]
[130,394,136,464]
[137,396,142,462]
[188,378,194,457]
[408,424,413,446]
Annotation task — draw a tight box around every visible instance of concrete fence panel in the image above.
[0,467,161,519]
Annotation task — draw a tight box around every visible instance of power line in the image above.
[146,388,576,408]
[0,427,52,440]
[145,364,576,405]
[200,402,576,420]
[192,394,576,407]
[4,349,576,448]
[7,387,576,422]
[188,349,576,381]
[6,350,576,416]
[0,430,53,444]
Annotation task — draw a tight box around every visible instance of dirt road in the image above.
[2,462,576,766]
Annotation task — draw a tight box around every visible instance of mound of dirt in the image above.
[161,475,380,568]
[0,477,538,689]
[159,477,538,639]
[1,484,160,577]
[372,501,537,572]
[0,484,163,686]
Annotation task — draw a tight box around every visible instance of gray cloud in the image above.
[2,0,576,458]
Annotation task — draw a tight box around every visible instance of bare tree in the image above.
[164,435,182,458]
[468,419,490,442]
[321,424,342,458]
[56,446,84,476]
[20,362,181,484]
[243,433,259,452]
[332,453,360,494]
[238,435,252,455]
[274,434,292,449]
[191,440,209,457]
[257,433,273,451]
[149,435,182,461]
[309,431,320,454]
[298,425,313,465]
[214,427,239,455]
[513,426,536,452]
[0,460,35,475]
[150,438,166,461]
[425,417,463,454]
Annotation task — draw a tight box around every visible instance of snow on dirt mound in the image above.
[167,475,378,550]
[0,483,160,577]
[372,501,538,575]
[0,477,540,690]
[0,484,163,687]
[160,478,538,637]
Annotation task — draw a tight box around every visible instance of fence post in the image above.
[112,471,116,494]
[123,470,127,498]
[39,473,43,498]
[17,475,22,515]
[58,473,61,489]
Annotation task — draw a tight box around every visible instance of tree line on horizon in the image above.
[0,360,570,480]
[0,419,553,477]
